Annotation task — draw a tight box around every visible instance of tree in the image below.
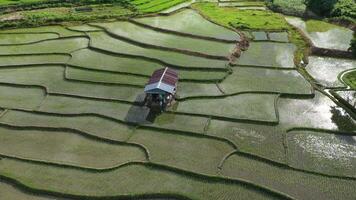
[304,0,338,16]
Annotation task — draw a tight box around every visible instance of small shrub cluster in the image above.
[304,0,356,23]
[266,0,306,17]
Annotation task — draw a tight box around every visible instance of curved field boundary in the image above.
[88,23,231,60]
[0,122,150,162]
[338,68,356,89]
[0,106,238,150]
[66,64,227,84]
[0,80,309,127]
[221,150,356,180]
[0,32,60,46]
[64,66,145,88]
[129,18,238,43]
[0,156,294,200]
[88,45,229,71]
[0,53,72,67]
[0,35,88,48]
[3,106,340,184]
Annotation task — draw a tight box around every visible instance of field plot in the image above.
[306,56,356,88]
[0,7,355,200]
[285,17,353,51]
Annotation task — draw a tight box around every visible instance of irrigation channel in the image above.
[0,5,355,200]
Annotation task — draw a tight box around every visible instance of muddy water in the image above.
[306,56,356,88]
[285,17,353,51]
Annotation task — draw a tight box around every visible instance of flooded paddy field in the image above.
[0,7,355,200]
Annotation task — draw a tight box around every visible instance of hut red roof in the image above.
[144,67,178,94]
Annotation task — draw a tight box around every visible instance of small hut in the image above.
[143,67,178,111]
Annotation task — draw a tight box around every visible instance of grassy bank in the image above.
[0,4,134,29]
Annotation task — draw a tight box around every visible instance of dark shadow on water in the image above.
[330,106,356,144]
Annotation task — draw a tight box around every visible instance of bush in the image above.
[304,0,338,16]
[331,0,356,20]
[266,0,306,17]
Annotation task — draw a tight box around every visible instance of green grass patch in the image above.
[342,69,356,89]
[132,0,188,13]
[305,19,347,32]
[192,2,289,31]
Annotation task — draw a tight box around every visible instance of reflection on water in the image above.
[285,17,353,51]
[279,92,356,132]
[306,56,356,88]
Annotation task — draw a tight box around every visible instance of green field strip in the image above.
[233,42,296,68]
[136,0,189,13]
[90,21,235,59]
[88,32,229,69]
[0,54,71,66]
[0,108,239,161]
[0,84,45,110]
[159,0,195,14]
[0,65,143,102]
[177,82,224,99]
[220,66,313,96]
[65,66,147,87]
[0,125,147,169]
[66,25,103,32]
[134,9,240,42]
[286,130,356,178]
[0,109,140,147]
[221,153,356,200]
[37,95,209,134]
[0,32,59,45]
[0,25,85,37]
[0,37,89,55]
[268,32,289,43]
[0,181,55,200]
[218,2,265,7]
[68,49,228,81]
[176,93,279,123]
[0,158,291,200]
[128,128,234,174]
[207,119,287,164]
[307,56,356,88]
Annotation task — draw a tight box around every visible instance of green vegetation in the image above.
[342,70,356,89]
[0,5,133,29]
[191,2,308,63]
[0,0,43,5]
[305,19,347,32]
[305,0,356,23]
[0,6,355,200]
[266,0,306,16]
[192,2,289,30]
[131,0,188,13]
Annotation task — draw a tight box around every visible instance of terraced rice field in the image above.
[0,7,355,200]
